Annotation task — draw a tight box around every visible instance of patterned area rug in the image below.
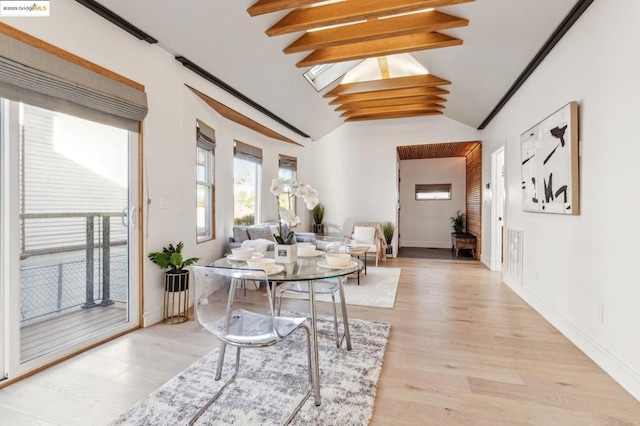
[280,267,401,309]
[113,315,390,425]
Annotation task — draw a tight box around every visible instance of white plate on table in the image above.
[317,260,357,270]
[298,250,323,258]
[226,252,264,262]
[242,264,284,276]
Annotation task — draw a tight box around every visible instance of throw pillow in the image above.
[353,226,375,244]
[247,225,276,242]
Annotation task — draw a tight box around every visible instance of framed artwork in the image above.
[520,101,579,214]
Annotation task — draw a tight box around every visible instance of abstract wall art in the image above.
[520,101,579,214]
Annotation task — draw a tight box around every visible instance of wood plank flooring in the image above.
[21,303,127,362]
[1,257,639,425]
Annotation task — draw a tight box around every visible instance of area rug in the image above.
[280,267,401,309]
[113,315,390,426]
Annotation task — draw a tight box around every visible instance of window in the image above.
[303,60,363,92]
[196,120,215,242]
[415,183,452,200]
[278,155,297,211]
[234,141,262,225]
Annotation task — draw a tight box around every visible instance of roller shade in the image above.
[278,155,297,171]
[0,29,147,132]
[196,119,216,150]
[234,140,262,164]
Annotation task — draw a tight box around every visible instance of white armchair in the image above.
[349,222,387,267]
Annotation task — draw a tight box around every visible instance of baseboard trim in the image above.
[503,278,640,401]
[401,241,450,249]
[143,308,164,327]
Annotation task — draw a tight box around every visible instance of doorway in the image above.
[1,100,140,379]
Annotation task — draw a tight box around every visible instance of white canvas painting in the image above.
[521,102,579,214]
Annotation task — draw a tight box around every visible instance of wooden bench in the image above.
[451,233,477,259]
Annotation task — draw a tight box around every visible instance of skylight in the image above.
[303,59,364,92]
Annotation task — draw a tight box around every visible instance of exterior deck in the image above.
[21,302,127,363]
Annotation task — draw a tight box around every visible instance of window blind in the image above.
[0,28,147,132]
[234,140,262,164]
[278,155,297,171]
[196,119,216,150]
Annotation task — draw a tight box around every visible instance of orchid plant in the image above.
[270,177,319,244]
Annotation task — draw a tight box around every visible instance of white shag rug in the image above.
[280,267,401,309]
[113,315,390,426]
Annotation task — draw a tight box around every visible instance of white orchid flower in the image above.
[270,177,286,196]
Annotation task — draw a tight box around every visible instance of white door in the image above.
[1,99,140,379]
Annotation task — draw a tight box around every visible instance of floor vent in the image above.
[505,228,524,284]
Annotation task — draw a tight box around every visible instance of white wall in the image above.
[6,1,313,326]
[309,116,480,252]
[480,0,640,399]
[399,157,466,248]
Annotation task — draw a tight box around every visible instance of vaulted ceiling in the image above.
[91,0,581,141]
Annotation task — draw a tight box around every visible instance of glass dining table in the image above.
[212,251,363,406]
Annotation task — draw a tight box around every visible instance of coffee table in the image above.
[344,245,369,285]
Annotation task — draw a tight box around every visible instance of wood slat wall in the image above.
[465,143,482,259]
[397,141,479,160]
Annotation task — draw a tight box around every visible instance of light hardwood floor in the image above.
[0,257,639,425]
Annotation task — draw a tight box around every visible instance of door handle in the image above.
[130,206,137,227]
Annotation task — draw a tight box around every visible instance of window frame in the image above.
[196,120,216,243]
[415,183,452,201]
[233,141,262,226]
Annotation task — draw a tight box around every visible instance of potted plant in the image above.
[148,242,200,290]
[382,221,395,256]
[148,242,199,323]
[450,210,465,234]
[312,203,325,236]
[270,177,319,263]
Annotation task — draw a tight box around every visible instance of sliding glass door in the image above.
[1,99,139,377]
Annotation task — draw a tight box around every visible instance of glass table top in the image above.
[211,251,363,281]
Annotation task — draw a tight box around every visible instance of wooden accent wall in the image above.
[465,144,482,259]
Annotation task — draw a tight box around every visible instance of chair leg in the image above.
[215,342,227,380]
[189,346,241,425]
[331,293,339,348]
[283,325,313,425]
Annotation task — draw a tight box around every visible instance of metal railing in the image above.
[19,212,129,323]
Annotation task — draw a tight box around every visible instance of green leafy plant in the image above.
[382,221,396,245]
[148,242,200,273]
[312,203,325,225]
[274,230,296,245]
[450,210,465,233]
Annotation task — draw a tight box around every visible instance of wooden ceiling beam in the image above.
[187,85,301,145]
[296,32,461,68]
[325,73,450,97]
[345,110,444,121]
[328,86,449,104]
[341,103,445,117]
[284,10,468,53]
[266,0,474,36]
[247,0,321,17]
[334,95,447,110]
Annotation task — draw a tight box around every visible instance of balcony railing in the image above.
[20,212,128,323]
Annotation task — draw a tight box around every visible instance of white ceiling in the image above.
[95,0,579,141]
